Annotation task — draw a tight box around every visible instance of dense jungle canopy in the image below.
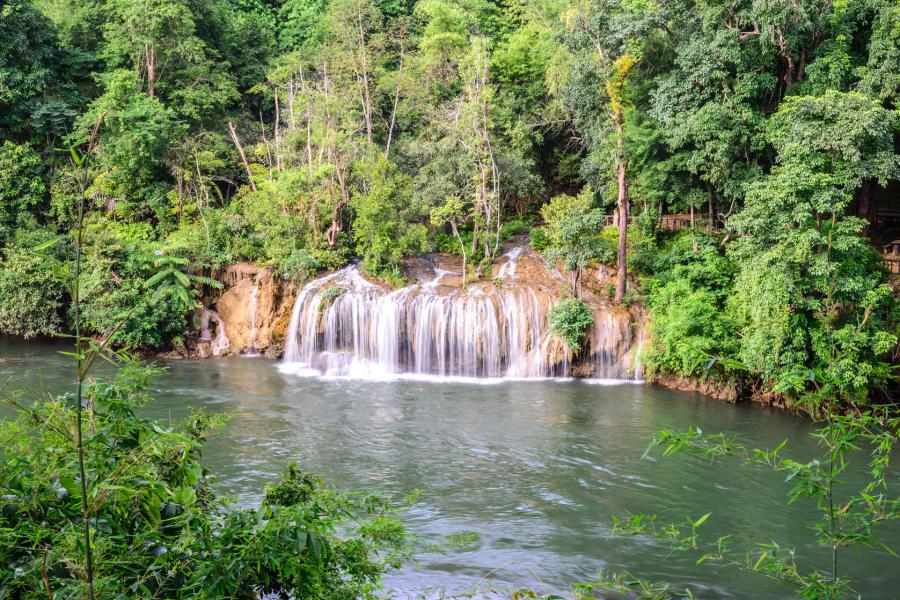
[0,0,897,411]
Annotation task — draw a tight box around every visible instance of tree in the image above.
[538,189,609,296]
[559,0,664,304]
[0,0,79,141]
[728,91,898,406]
[0,141,45,243]
[101,0,237,121]
[351,155,427,285]
[69,69,180,220]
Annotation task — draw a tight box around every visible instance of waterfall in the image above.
[280,261,637,381]
[244,282,260,356]
[200,309,230,356]
[497,246,524,280]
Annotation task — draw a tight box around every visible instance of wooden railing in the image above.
[603,213,719,231]
[601,214,900,278]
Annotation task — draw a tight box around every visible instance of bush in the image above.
[500,218,531,240]
[548,298,595,353]
[642,232,739,380]
[279,247,321,281]
[165,208,243,270]
[529,227,550,252]
[78,217,194,349]
[0,233,65,337]
[0,360,410,599]
[0,141,45,243]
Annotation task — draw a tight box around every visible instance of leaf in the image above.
[32,237,61,252]
[173,270,190,287]
[692,512,711,528]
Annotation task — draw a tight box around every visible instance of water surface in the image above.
[2,338,898,598]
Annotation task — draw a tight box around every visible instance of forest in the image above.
[0,1,898,402]
[2,1,900,598]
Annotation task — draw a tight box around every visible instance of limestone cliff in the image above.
[190,263,295,358]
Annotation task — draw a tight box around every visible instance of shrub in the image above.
[0,235,65,337]
[500,218,530,240]
[279,247,321,281]
[0,360,410,599]
[529,227,550,252]
[0,141,45,243]
[642,231,739,380]
[548,298,595,353]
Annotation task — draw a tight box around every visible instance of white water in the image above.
[200,309,230,356]
[280,262,639,382]
[497,246,524,279]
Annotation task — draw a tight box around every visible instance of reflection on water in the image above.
[2,337,899,598]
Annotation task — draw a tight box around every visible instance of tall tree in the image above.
[559,0,664,304]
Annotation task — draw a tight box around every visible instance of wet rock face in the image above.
[192,263,295,357]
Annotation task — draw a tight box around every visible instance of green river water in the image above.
[1,337,898,598]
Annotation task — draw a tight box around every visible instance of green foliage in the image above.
[642,232,739,381]
[76,219,202,349]
[0,360,410,598]
[0,231,65,337]
[538,190,611,292]
[548,298,594,353]
[0,0,79,140]
[351,156,427,284]
[0,141,45,242]
[143,252,222,309]
[529,227,550,253]
[610,407,900,599]
[0,0,895,406]
[727,91,898,407]
[71,69,180,218]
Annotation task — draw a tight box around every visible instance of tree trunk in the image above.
[144,43,156,97]
[384,43,404,158]
[612,102,629,305]
[356,12,373,144]
[274,87,283,172]
[614,160,628,305]
[228,122,256,192]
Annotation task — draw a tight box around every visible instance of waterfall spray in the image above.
[201,309,230,356]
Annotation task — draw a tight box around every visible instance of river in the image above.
[1,337,898,598]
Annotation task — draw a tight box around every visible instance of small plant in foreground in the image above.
[606,408,900,599]
[0,360,412,599]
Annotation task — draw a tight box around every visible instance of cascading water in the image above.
[280,250,639,381]
[200,309,230,356]
[497,246,524,280]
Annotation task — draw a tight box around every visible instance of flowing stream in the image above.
[1,338,898,598]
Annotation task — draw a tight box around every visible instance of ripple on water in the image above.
[3,342,896,600]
